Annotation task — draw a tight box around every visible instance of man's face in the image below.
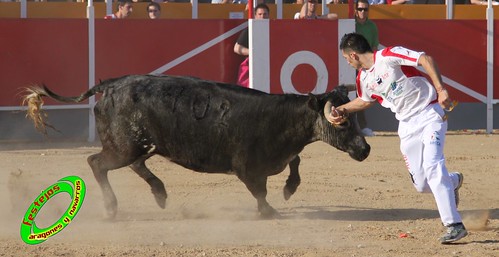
[356,2,369,23]
[342,49,361,69]
[120,3,133,17]
[307,0,317,13]
[148,6,160,19]
[254,8,269,19]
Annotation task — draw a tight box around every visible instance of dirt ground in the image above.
[1,132,498,257]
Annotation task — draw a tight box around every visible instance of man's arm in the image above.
[326,98,375,125]
[418,54,452,109]
[318,13,338,20]
[234,42,249,56]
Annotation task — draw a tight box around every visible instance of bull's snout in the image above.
[348,137,370,161]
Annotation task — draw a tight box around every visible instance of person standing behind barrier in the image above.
[104,0,133,19]
[354,0,379,136]
[368,0,385,4]
[147,2,161,19]
[469,0,499,5]
[233,3,269,88]
[356,0,378,54]
[329,33,467,244]
[294,0,338,20]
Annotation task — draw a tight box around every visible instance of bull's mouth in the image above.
[348,143,370,162]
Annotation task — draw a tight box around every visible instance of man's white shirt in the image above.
[356,46,438,121]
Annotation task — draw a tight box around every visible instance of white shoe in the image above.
[361,128,375,137]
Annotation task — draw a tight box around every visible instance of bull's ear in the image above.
[307,94,320,111]
[336,84,350,98]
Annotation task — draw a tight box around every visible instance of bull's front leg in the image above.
[239,174,278,218]
[284,155,301,200]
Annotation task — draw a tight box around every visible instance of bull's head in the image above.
[317,86,370,161]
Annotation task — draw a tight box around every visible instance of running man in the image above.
[328,33,466,244]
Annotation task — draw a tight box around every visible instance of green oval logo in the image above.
[20,176,86,245]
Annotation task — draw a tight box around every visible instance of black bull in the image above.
[23,75,370,218]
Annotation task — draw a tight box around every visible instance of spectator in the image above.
[386,0,411,4]
[104,0,133,19]
[233,3,269,88]
[354,0,378,136]
[147,2,161,19]
[368,0,386,4]
[327,0,348,3]
[469,0,498,4]
[356,0,379,52]
[294,0,338,20]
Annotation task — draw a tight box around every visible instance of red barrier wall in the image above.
[376,19,498,102]
[1,19,245,107]
[1,19,88,106]
[94,19,244,83]
[269,20,339,94]
[1,19,497,108]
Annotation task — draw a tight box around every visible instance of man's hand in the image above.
[326,106,348,125]
[436,88,452,110]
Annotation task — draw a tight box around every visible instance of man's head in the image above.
[306,0,318,15]
[117,0,133,18]
[355,0,370,23]
[339,33,373,69]
[147,2,161,19]
[254,3,270,19]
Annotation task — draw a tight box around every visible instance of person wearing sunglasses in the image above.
[147,2,161,19]
[353,0,379,137]
[329,32,467,244]
[355,0,379,52]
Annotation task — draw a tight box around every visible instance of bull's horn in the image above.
[323,100,333,118]
[323,100,350,128]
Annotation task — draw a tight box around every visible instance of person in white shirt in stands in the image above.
[294,0,338,20]
[104,0,133,19]
[469,0,498,5]
[328,33,467,244]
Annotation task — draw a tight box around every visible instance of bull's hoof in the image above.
[154,192,167,209]
[259,205,280,219]
[103,207,117,221]
[150,180,167,209]
[283,187,294,201]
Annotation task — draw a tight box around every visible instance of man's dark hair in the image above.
[147,2,161,12]
[117,0,133,10]
[255,3,270,15]
[339,33,373,54]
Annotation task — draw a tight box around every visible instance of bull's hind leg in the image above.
[88,150,133,220]
[284,156,301,200]
[129,157,167,209]
[87,150,126,219]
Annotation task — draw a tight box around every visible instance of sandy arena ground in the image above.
[0,132,498,257]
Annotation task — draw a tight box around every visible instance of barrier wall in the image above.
[0,18,497,141]
[0,3,498,19]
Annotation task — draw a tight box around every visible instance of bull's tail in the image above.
[22,84,102,134]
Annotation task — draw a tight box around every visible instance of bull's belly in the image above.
[166,154,233,174]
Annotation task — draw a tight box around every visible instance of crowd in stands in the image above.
[3,0,496,5]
